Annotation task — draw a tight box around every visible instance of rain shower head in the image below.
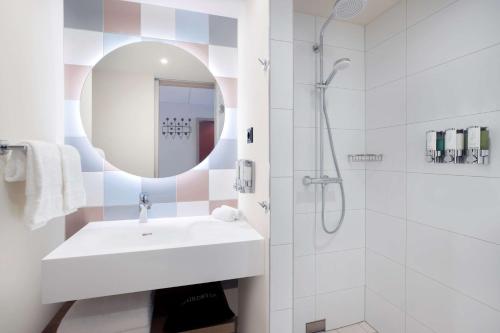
[324,58,351,87]
[332,0,368,19]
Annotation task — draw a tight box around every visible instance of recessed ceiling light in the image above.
[160,58,168,65]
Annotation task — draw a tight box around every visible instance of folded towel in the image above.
[212,205,241,222]
[59,145,86,214]
[4,141,64,230]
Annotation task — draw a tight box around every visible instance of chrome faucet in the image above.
[139,192,151,223]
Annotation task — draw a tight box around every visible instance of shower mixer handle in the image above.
[303,175,343,186]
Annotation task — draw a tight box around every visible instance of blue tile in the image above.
[209,139,237,169]
[103,205,139,220]
[141,177,176,203]
[175,10,209,44]
[104,171,141,206]
[103,33,141,55]
[64,0,103,31]
[209,15,237,47]
[65,137,104,172]
[149,203,177,218]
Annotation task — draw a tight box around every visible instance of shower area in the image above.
[270,0,500,332]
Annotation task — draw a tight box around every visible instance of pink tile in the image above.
[209,200,238,213]
[65,64,91,100]
[216,77,238,108]
[173,41,209,66]
[176,170,209,202]
[65,207,103,239]
[104,0,141,35]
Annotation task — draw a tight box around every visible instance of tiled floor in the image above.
[327,321,377,333]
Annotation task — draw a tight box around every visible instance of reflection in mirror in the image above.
[80,42,225,178]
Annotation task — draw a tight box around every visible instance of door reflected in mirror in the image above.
[80,42,225,178]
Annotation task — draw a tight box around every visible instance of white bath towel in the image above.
[212,205,241,222]
[4,141,64,230]
[59,145,86,214]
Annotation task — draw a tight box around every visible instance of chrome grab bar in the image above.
[303,175,342,185]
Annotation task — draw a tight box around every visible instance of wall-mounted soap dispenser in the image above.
[234,159,255,193]
[466,126,489,164]
[426,130,438,163]
[444,128,465,163]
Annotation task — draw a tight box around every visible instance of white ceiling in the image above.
[293,0,400,25]
[94,42,215,83]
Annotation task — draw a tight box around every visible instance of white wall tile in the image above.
[407,221,500,310]
[316,249,365,294]
[271,308,293,333]
[365,289,405,333]
[140,4,175,40]
[326,88,365,130]
[270,0,293,42]
[271,40,293,109]
[294,213,315,257]
[294,255,315,298]
[294,83,317,128]
[316,287,365,330]
[64,28,103,66]
[294,171,316,213]
[407,0,500,74]
[271,244,293,310]
[324,129,365,171]
[208,45,238,78]
[271,108,293,177]
[294,296,316,333]
[407,43,500,123]
[406,112,500,178]
[323,46,365,90]
[366,250,405,309]
[294,127,316,171]
[366,79,405,129]
[321,170,366,212]
[315,210,365,253]
[316,18,365,51]
[271,177,293,245]
[407,173,500,244]
[366,170,405,218]
[82,172,103,207]
[405,315,434,333]
[366,125,405,172]
[366,33,405,89]
[406,0,457,27]
[406,269,500,333]
[366,1,405,51]
[294,40,316,84]
[366,210,406,264]
[208,169,237,200]
[294,13,316,42]
[176,201,209,216]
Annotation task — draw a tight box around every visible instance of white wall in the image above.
[291,11,366,333]
[365,0,500,332]
[92,69,155,177]
[236,0,270,332]
[0,0,64,332]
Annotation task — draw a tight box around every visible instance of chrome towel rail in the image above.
[348,154,383,162]
[0,140,27,155]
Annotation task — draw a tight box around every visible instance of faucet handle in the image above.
[139,192,151,209]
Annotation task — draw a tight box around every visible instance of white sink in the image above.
[42,216,264,304]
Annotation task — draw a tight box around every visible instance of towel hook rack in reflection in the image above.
[0,140,27,155]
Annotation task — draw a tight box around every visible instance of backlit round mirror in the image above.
[80,42,225,178]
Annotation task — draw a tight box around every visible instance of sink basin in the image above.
[42,216,264,304]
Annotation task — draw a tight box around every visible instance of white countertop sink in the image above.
[42,216,264,304]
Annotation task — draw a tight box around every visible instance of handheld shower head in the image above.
[324,58,351,87]
[333,0,368,19]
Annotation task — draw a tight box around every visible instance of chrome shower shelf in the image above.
[348,154,383,162]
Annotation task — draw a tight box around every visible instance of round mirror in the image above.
[80,42,225,178]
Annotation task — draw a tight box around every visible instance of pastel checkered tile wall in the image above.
[63,0,238,237]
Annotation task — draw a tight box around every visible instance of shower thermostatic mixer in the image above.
[426,126,489,164]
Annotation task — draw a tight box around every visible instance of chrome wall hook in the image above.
[258,58,270,71]
[258,201,270,214]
